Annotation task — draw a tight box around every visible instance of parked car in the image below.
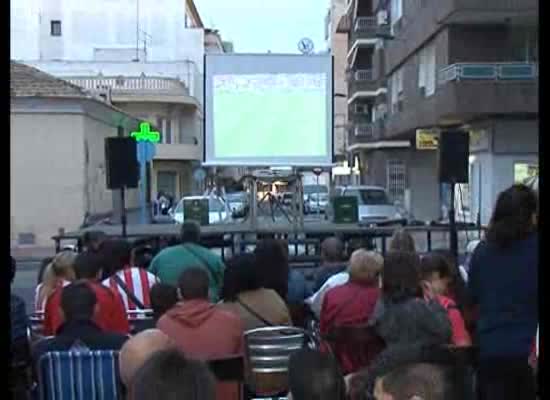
[171,196,230,225]
[335,186,403,223]
[306,192,329,214]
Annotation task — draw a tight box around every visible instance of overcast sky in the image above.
[196,0,329,54]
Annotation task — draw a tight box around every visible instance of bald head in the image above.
[119,329,175,387]
[321,237,344,264]
[348,250,383,284]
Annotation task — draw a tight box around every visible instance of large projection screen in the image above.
[204,53,333,167]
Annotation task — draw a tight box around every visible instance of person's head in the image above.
[374,363,454,400]
[321,237,345,264]
[150,283,179,320]
[180,221,201,244]
[221,254,262,301]
[11,256,16,284]
[81,231,107,252]
[131,245,154,269]
[119,329,175,387]
[487,184,538,248]
[60,281,98,323]
[50,251,77,281]
[130,349,216,400]
[382,252,422,304]
[389,229,416,253]
[37,256,54,284]
[73,251,104,280]
[348,250,383,286]
[178,267,210,300]
[254,238,289,299]
[418,253,452,297]
[288,349,346,400]
[98,239,132,277]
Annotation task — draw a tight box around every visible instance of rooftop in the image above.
[10,61,92,99]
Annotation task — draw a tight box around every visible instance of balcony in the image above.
[437,0,538,25]
[385,62,538,138]
[439,63,538,83]
[348,69,384,103]
[65,75,199,107]
[154,143,201,161]
[336,0,355,33]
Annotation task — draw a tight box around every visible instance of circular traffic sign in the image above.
[298,38,314,54]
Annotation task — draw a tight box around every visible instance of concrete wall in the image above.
[330,0,349,157]
[10,0,205,70]
[11,113,86,246]
[83,115,139,215]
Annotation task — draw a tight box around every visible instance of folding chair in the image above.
[37,350,121,400]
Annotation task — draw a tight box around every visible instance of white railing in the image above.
[439,63,538,85]
[354,69,374,81]
[355,123,374,137]
[66,76,189,96]
[355,17,377,31]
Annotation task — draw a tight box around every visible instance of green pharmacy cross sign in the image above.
[131,122,160,143]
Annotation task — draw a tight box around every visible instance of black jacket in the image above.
[32,319,129,367]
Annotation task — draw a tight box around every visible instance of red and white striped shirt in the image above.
[102,267,158,312]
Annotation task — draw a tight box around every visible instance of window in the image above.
[418,43,436,96]
[387,160,406,203]
[390,0,403,31]
[164,118,172,144]
[390,68,404,113]
[50,20,62,36]
[157,171,177,197]
[155,117,164,143]
[514,162,538,183]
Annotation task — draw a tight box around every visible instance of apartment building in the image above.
[10,0,228,209]
[338,0,538,223]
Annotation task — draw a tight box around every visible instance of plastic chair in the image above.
[37,350,121,400]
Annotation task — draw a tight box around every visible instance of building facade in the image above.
[11,62,141,247]
[337,0,538,223]
[10,0,230,203]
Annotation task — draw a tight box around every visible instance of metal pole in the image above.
[135,0,140,61]
[139,160,147,224]
[121,187,128,238]
[449,182,458,262]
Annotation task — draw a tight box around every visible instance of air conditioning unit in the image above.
[377,10,389,26]
[354,104,369,114]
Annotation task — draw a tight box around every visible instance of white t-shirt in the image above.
[305,272,350,318]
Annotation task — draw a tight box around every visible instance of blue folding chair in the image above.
[37,350,121,400]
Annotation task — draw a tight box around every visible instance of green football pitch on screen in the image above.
[212,73,328,158]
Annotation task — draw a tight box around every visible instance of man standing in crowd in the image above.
[157,268,244,360]
[149,222,225,302]
[43,252,129,335]
[33,282,129,363]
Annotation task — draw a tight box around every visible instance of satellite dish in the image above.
[298,38,315,55]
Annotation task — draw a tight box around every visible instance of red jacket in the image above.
[157,299,244,359]
[43,280,130,336]
[320,282,382,374]
[435,295,471,346]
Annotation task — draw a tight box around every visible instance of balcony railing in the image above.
[350,17,392,42]
[354,123,374,137]
[439,63,538,85]
[66,76,190,97]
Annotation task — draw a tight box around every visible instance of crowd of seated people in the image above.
[9,184,538,400]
